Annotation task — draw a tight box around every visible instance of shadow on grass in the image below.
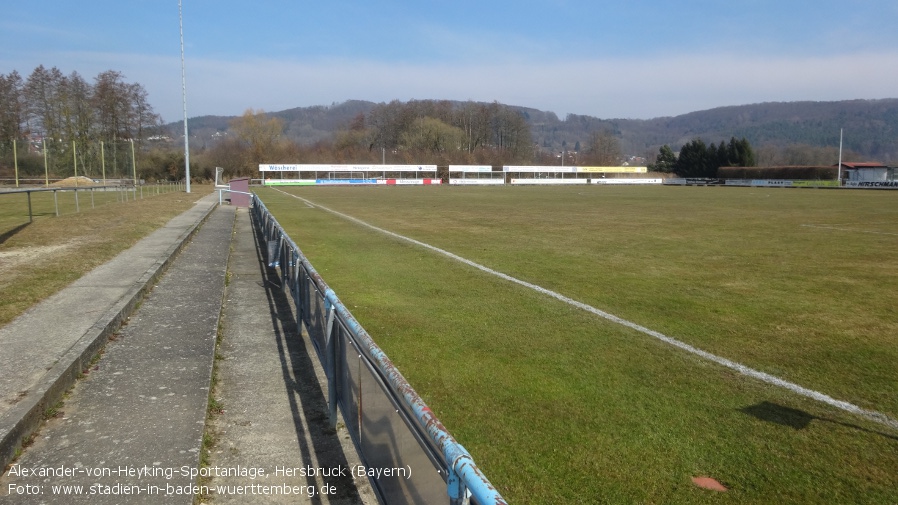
[740,401,898,442]
[0,222,30,246]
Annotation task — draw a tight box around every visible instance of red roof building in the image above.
[839,162,892,182]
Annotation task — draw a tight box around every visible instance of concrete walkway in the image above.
[0,193,220,469]
[0,199,371,504]
[0,203,232,504]
[205,208,373,504]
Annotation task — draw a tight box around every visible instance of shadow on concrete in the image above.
[739,401,898,442]
[250,214,364,504]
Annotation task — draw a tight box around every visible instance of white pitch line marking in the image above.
[273,188,898,431]
[802,224,898,236]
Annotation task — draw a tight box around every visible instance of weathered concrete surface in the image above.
[0,193,219,471]
[0,203,372,505]
[205,207,375,504]
[0,204,235,504]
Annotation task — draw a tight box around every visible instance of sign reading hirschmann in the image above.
[846,181,898,188]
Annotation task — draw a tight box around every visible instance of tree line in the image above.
[0,66,636,181]
[649,137,756,177]
[0,65,161,179]
[337,100,535,165]
[201,100,629,177]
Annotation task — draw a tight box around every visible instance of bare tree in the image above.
[585,129,621,165]
[0,71,26,155]
[24,66,65,142]
[230,108,285,172]
[400,117,466,154]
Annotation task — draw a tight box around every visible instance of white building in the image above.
[840,162,892,182]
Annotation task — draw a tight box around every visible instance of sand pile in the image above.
[50,176,98,187]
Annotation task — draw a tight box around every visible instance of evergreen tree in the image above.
[720,137,756,167]
[673,137,756,177]
[674,139,715,177]
[650,144,677,173]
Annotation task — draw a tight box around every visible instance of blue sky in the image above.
[2,1,897,123]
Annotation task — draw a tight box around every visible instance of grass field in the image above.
[259,185,898,504]
[0,184,183,233]
[0,186,210,328]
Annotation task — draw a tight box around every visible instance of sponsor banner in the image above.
[591,178,662,185]
[510,178,588,185]
[376,179,442,185]
[448,165,493,172]
[316,179,379,185]
[723,179,844,187]
[790,180,841,187]
[666,178,842,187]
[449,179,505,185]
[263,179,317,186]
[259,164,437,172]
[262,178,443,186]
[752,179,792,186]
[259,164,305,172]
[577,166,648,173]
[846,180,898,188]
[663,178,724,185]
[504,166,576,173]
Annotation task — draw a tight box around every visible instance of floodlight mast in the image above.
[179,0,191,193]
[837,128,843,186]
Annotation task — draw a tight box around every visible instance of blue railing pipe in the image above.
[251,194,508,505]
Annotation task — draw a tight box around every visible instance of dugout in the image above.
[447,165,505,185]
[259,164,440,185]
[503,165,649,185]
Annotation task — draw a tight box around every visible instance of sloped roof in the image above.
[839,162,888,169]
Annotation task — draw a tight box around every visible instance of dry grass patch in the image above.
[0,186,212,327]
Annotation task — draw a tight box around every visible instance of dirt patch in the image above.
[0,243,79,274]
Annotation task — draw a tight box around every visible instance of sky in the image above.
[2,1,897,123]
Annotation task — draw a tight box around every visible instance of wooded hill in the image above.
[172,98,898,164]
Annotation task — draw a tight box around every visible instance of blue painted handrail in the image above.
[251,194,507,505]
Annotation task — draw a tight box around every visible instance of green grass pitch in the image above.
[259,185,898,504]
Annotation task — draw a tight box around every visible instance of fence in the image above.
[0,182,185,226]
[252,194,507,505]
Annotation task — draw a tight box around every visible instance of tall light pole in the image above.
[179,0,191,193]
[837,128,843,186]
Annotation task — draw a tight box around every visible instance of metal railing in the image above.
[0,182,184,223]
[251,194,507,505]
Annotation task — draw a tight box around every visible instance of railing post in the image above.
[447,467,471,505]
[279,236,287,284]
[27,191,33,223]
[324,290,338,428]
[291,251,300,303]
[294,262,304,335]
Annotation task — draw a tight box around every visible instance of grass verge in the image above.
[0,186,211,328]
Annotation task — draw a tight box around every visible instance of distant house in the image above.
[839,162,893,182]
